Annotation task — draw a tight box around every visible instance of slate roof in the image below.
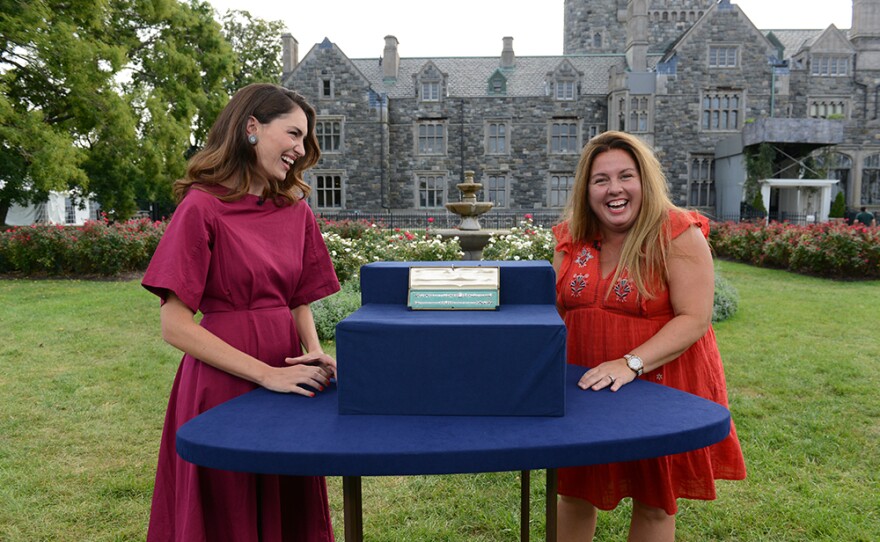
[308,22,850,98]
[350,54,627,98]
[761,28,849,58]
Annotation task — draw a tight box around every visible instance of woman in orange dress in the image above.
[552,131,746,541]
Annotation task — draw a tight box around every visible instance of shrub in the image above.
[322,223,463,284]
[712,273,739,323]
[317,217,378,239]
[321,232,368,284]
[711,220,880,279]
[481,216,556,262]
[311,279,362,341]
[829,192,846,218]
[0,218,166,276]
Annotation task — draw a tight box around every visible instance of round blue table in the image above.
[177,364,731,541]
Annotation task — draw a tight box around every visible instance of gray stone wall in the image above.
[564,0,715,56]
[282,0,880,214]
[285,46,387,209]
[564,0,626,54]
[652,5,776,205]
[384,95,602,211]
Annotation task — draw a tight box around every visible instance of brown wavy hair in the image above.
[564,131,676,298]
[173,83,320,205]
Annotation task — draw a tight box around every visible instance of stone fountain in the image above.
[445,170,494,230]
[436,170,506,260]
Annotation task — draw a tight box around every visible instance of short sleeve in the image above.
[141,191,215,313]
[552,221,573,254]
[289,204,341,307]
[668,209,709,241]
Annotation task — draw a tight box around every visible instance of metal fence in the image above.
[314,210,564,230]
[713,212,816,226]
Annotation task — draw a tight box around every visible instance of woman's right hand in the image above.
[261,362,333,397]
[160,293,333,398]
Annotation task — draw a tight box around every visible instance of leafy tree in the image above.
[0,0,234,222]
[1,1,288,224]
[0,0,106,223]
[221,10,286,94]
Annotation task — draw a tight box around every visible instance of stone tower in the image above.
[851,0,880,69]
[564,0,714,55]
[563,0,627,54]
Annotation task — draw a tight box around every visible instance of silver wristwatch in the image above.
[624,354,644,376]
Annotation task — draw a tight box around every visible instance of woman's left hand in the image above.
[285,351,337,380]
[578,358,634,392]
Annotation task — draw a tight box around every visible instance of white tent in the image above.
[5,192,96,226]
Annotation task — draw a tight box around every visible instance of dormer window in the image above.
[488,71,507,95]
[421,81,440,101]
[556,80,576,101]
[415,62,448,102]
[548,60,582,102]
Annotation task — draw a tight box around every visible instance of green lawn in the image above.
[0,261,877,541]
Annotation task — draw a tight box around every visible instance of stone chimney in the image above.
[282,33,298,74]
[501,36,515,68]
[625,0,648,72]
[383,35,400,80]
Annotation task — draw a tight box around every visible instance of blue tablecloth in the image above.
[336,303,566,416]
[177,365,732,477]
[336,260,567,416]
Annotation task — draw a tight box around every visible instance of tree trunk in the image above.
[0,200,9,228]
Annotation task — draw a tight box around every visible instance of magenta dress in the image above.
[142,185,340,541]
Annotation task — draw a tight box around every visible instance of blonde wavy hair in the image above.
[173,83,320,205]
[564,131,676,298]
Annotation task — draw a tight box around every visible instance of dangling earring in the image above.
[248,134,258,145]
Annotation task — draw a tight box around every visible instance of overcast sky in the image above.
[207,0,852,59]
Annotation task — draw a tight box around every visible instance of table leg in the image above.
[343,476,363,542]
[545,468,558,542]
[520,470,530,542]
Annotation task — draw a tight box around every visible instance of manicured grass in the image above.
[0,263,877,540]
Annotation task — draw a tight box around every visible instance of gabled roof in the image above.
[282,39,374,89]
[662,1,776,62]
[760,27,852,59]
[350,55,626,98]
[802,25,856,54]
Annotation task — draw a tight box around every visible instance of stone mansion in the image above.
[280,0,880,221]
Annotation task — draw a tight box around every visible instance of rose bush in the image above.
[481,216,555,262]
[710,220,879,279]
[0,217,166,276]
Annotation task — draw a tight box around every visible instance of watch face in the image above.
[626,355,643,374]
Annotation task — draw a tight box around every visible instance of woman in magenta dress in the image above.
[142,84,340,541]
[552,131,746,541]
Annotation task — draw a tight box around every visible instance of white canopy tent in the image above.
[758,178,839,223]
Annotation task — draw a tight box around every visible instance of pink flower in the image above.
[524,213,533,220]
[427,217,434,223]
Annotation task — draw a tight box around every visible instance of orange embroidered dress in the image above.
[552,210,746,515]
